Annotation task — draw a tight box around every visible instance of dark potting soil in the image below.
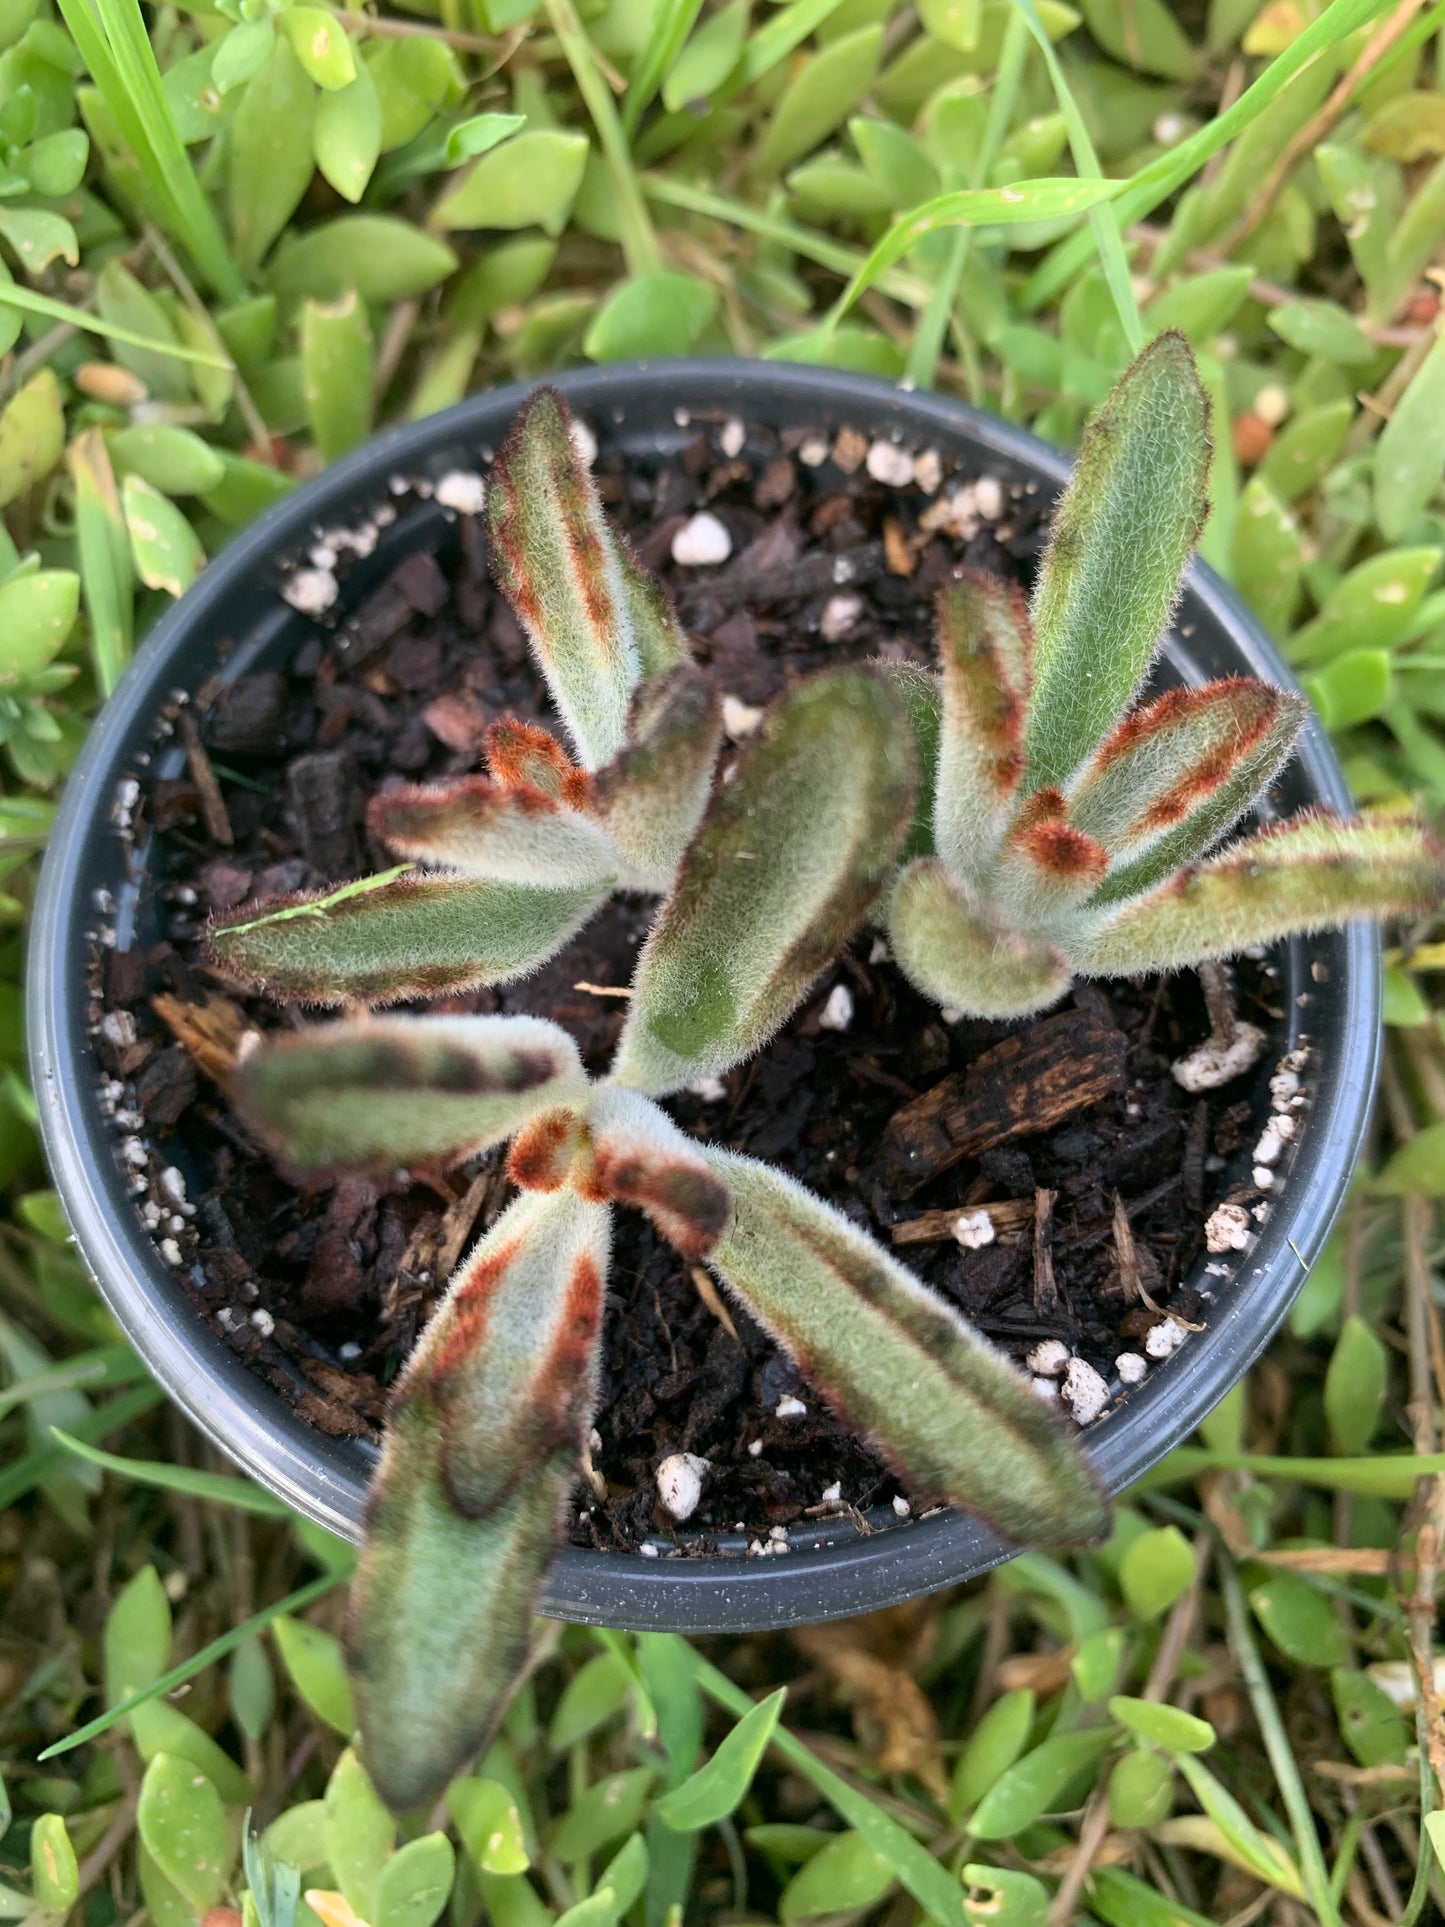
[94,411,1293,1553]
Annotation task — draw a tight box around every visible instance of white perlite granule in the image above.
[1172,1022,1266,1092]
[1145,1317,1189,1360]
[776,1395,807,1419]
[434,470,486,515]
[1116,1352,1147,1385]
[655,1453,710,1522]
[722,695,763,739]
[866,439,914,487]
[672,512,731,566]
[1205,1202,1253,1254]
[952,1209,995,1250]
[818,984,854,1031]
[1062,1356,1110,1425]
[1026,1338,1070,1377]
[282,568,337,615]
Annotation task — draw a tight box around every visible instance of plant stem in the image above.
[1220,1557,1344,1927]
[544,0,662,279]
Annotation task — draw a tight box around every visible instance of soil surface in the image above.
[94,410,1290,1553]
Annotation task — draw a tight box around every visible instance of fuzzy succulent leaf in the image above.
[584,1084,731,1259]
[881,661,941,862]
[349,1187,609,1810]
[591,667,723,891]
[991,788,1110,931]
[888,857,1072,1018]
[616,540,692,680]
[1068,678,1306,878]
[484,717,591,802]
[1025,332,1211,791]
[208,872,606,1005]
[370,777,621,890]
[487,389,642,770]
[701,1149,1109,1546]
[612,668,916,1096]
[933,574,1032,886]
[1077,811,1445,975]
[231,1013,587,1174]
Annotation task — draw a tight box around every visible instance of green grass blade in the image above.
[1139,1446,1445,1498]
[682,1644,964,1925]
[907,4,1026,387]
[544,0,661,278]
[623,0,704,137]
[0,281,233,368]
[38,1570,347,1760]
[0,1344,143,1418]
[1023,0,1393,313]
[0,1382,162,1510]
[49,1428,293,1516]
[1012,0,1142,352]
[738,0,848,86]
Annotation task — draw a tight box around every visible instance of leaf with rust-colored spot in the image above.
[888,857,1071,1018]
[584,1085,730,1259]
[231,1013,587,1175]
[592,668,722,891]
[933,572,1032,889]
[349,1187,610,1809]
[371,777,620,891]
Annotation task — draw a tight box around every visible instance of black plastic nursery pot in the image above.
[30,358,1381,1633]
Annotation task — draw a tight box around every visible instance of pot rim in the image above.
[29,357,1381,1632]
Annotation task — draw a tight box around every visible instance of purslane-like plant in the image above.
[233,665,1110,1810]
[209,391,722,1003]
[886,333,1443,1018]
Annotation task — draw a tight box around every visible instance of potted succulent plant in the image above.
[31,338,1438,1807]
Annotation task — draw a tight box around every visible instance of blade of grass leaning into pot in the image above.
[230,1013,587,1176]
[931,573,1033,890]
[1023,332,1211,792]
[348,1187,611,1810]
[699,1150,1109,1547]
[48,1431,292,1516]
[612,667,916,1096]
[489,389,688,768]
[1076,811,1445,976]
[208,871,610,1004]
[590,668,722,889]
[888,858,1071,1018]
[1066,680,1307,886]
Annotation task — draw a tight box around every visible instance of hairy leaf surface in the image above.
[613,669,915,1094]
[1068,677,1305,877]
[702,1151,1109,1546]
[370,777,620,889]
[349,1188,609,1809]
[1078,812,1444,973]
[888,857,1072,1018]
[584,1085,730,1259]
[592,668,722,890]
[1025,332,1210,790]
[232,1014,587,1174]
[488,389,640,769]
[934,573,1032,886]
[209,872,606,1004]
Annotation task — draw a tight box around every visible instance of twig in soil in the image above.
[154,990,250,1083]
[689,1265,739,1342]
[890,1198,1033,1247]
[177,710,233,847]
[1111,1192,1162,1311]
[573,980,633,998]
[1032,1189,1058,1315]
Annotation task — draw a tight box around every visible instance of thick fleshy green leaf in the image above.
[136,1753,229,1911]
[592,668,721,890]
[488,388,642,769]
[433,128,588,233]
[655,1688,785,1831]
[301,291,373,462]
[374,1835,454,1927]
[888,856,1071,1019]
[932,572,1032,888]
[1067,677,1305,874]
[1375,332,1445,541]
[1025,332,1211,790]
[1079,811,1445,974]
[0,567,79,686]
[231,1012,587,1175]
[323,1747,393,1917]
[614,669,914,1094]
[1324,1314,1386,1455]
[272,1613,355,1736]
[951,1689,1036,1819]
[30,1815,78,1914]
[350,1188,610,1809]
[701,1149,1109,1545]
[314,62,382,203]
[280,6,356,89]
[969,1728,1116,1840]
[616,541,691,680]
[0,366,63,507]
[372,776,620,889]
[208,871,607,1004]
[991,788,1110,931]
[268,216,457,305]
[122,475,205,598]
[229,36,317,272]
[108,424,226,497]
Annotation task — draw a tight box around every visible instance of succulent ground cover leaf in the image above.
[1077,811,1445,974]
[348,1187,609,1812]
[886,332,1444,1021]
[488,388,689,769]
[613,667,916,1095]
[700,1150,1110,1547]
[1024,331,1211,793]
[231,1013,586,1173]
[209,872,607,1004]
